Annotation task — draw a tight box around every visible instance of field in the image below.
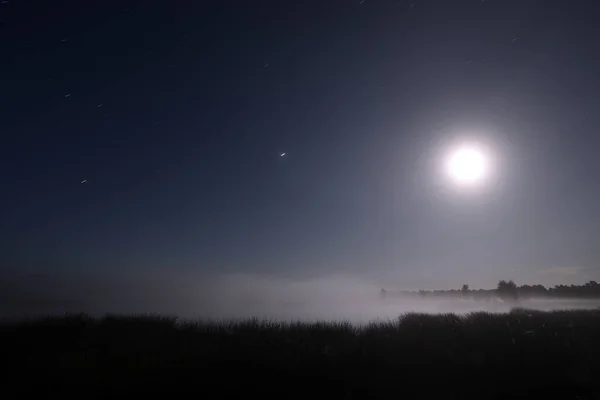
[2,309,600,399]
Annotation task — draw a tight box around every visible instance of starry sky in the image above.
[2,0,600,298]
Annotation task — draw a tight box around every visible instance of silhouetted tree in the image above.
[394,280,600,300]
[497,280,519,304]
[461,284,469,299]
[380,288,387,300]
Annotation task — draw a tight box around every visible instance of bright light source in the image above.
[446,144,489,186]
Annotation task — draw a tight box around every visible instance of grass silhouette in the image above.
[2,309,599,398]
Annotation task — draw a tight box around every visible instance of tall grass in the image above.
[1,309,599,398]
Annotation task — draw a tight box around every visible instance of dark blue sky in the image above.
[2,0,600,289]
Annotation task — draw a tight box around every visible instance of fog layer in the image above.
[1,270,599,322]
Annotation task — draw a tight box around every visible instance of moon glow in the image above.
[445,144,489,186]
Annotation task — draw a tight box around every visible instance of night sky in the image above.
[2,0,600,311]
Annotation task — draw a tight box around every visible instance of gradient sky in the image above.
[2,0,600,293]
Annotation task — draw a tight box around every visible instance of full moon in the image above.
[445,144,489,185]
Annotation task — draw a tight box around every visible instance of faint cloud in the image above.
[541,266,584,277]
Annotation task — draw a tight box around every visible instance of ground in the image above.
[1,309,599,399]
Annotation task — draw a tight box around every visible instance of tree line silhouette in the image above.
[383,280,600,302]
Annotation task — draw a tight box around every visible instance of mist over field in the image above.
[2,270,599,323]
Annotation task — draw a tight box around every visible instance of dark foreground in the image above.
[2,309,600,399]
